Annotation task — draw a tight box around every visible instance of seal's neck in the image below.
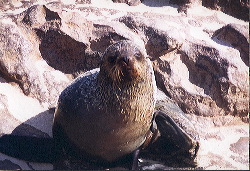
[97,69,149,92]
[97,68,154,108]
[96,69,155,124]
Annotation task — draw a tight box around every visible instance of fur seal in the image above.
[0,40,200,170]
[52,40,157,168]
[0,41,200,170]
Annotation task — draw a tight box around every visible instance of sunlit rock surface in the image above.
[0,0,248,170]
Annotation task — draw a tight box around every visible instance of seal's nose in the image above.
[121,56,130,65]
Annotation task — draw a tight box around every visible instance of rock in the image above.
[230,136,249,166]
[212,24,249,66]
[197,122,249,170]
[0,4,126,107]
[112,0,142,6]
[0,0,248,170]
[0,11,70,108]
[0,94,22,135]
[169,0,202,13]
[76,0,91,3]
[168,0,249,21]
[117,11,248,118]
[176,42,249,117]
[230,137,249,156]
[0,159,22,170]
[202,0,249,21]
[0,80,54,136]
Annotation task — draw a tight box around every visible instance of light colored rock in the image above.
[0,12,70,108]
[112,0,142,6]
[197,121,249,170]
[115,7,249,117]
[0,0,248,170]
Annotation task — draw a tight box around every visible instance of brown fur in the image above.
[53,40,156,163]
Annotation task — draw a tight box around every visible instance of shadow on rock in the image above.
[212,24,249,67]
[142,0,178,8]
[0,109,55,163]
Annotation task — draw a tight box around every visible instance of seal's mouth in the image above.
[119,56,138,76]
[110,56,140,83]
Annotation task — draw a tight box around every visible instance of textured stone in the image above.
[117,12,249,118]
[212,24,249,66]
[168,0,249,21]
[112,0,142,6]
[202,0,249,21]
[0,0,248,170]
[0,13,69,108]
[0,94,22,135]
[230,137,249,155]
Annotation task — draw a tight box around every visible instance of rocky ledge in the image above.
[0,0,249,170]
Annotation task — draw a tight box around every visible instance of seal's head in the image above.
[100,40,148,84]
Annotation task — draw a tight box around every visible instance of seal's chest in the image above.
[103,87,153,120]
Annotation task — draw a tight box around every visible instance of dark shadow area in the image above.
[0,109,55,163]
[142,0,179,8]
[145,28,170,59]
[0,159,22,170]
[36,25,126,77]
[37,29,95,75]
[43,5,61,21]
[212,25,249,67]
[202,0,249,22]
[0,135,54,163]
[141,136,198,168]
[11,109,55,138]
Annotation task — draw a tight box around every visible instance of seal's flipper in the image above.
[0,134,55,163]
[130,148,140,170]
[152,96,200,167]
[155,111,199,160]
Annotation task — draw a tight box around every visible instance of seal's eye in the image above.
[134,52,142,59]
[108,55,117,64]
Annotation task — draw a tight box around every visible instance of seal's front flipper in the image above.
[130,148,140,170]
[0,134,55,163]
